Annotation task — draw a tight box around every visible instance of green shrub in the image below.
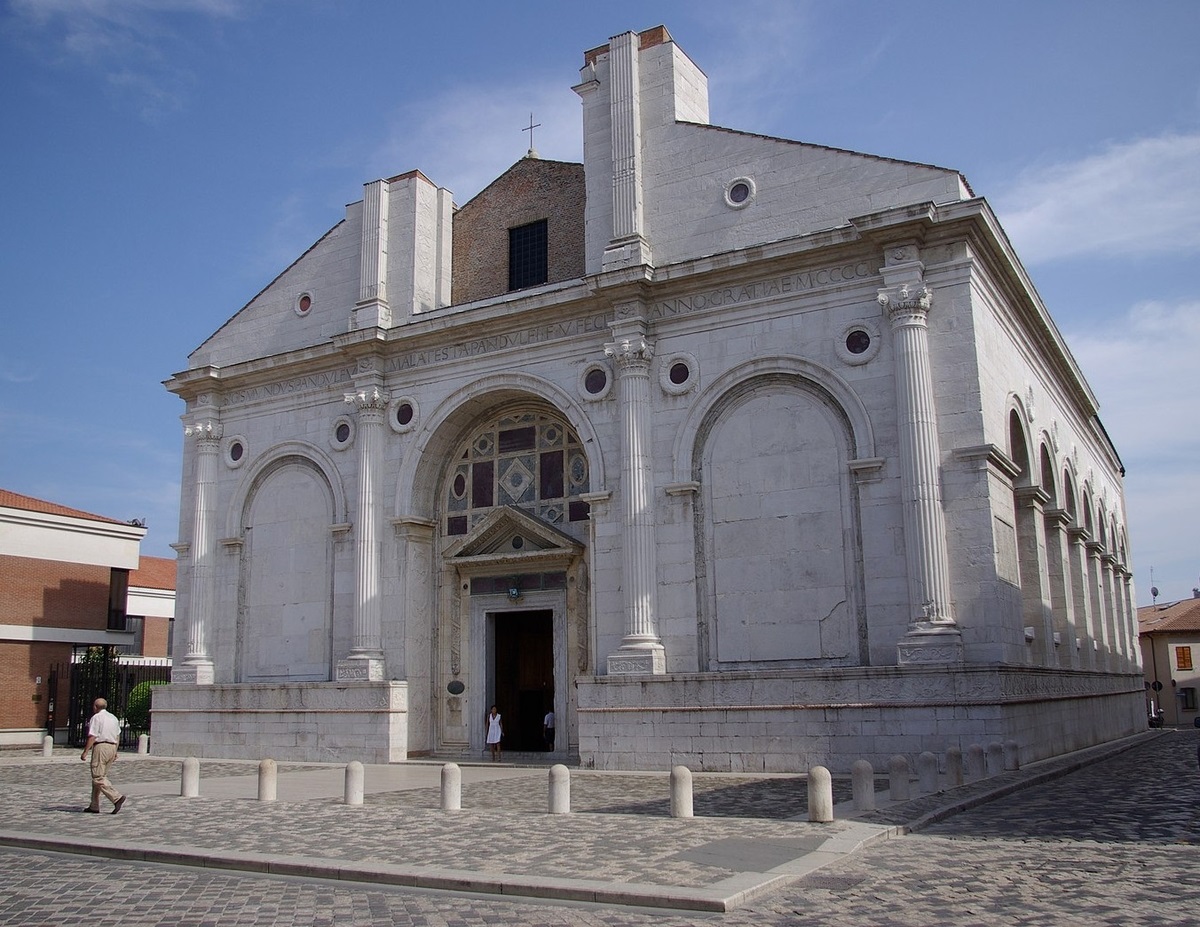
[126,680,167,733]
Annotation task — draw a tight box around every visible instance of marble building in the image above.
[155,26,1142,770]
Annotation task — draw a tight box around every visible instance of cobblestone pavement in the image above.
[2,731,1198,925]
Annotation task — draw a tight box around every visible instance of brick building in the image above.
[0,489,173,746]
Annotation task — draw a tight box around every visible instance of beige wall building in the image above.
[1139,595,1200,727]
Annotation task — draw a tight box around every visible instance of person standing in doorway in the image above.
[543,708,555,752]
[81,697,126,814]
[486,705,503,762]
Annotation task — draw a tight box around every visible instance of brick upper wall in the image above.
[452,158,585,305]
[0,554,111,631]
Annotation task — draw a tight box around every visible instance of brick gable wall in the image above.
[451,159,585,305]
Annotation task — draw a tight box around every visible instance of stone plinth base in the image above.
[606,644,667,675]
[171,662,214,685]
[149,681,407,764]
[577,664,1145,773]
[335,657,386,682]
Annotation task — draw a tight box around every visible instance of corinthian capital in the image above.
[877,283,933,321]
[185,420,223,444]
[343,386,389,413]
[604,335,655,367]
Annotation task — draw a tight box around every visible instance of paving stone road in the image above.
[1,730,1198,926]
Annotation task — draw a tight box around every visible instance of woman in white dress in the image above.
[486,705,503,762]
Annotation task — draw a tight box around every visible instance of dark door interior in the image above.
[494,609,553,751]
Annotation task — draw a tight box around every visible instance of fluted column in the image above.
[176,420,221,685]
[604,321,665,674]
[337,386,388,681]
[877,244,962,664]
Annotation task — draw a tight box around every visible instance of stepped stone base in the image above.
[150,681,408,764]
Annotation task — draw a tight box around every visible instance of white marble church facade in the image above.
[155,26,1142,770]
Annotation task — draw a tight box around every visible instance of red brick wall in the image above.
[142,616,171,658]
[1,554,111,631]
[1,554,111,732]
[452,158,585,305]
[0,641,71,731]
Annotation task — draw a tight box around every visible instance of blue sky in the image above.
[1,0,1196,604]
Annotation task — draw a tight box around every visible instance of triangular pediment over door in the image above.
[444,505,584,571]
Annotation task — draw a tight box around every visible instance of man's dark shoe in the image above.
[83,807,100,813]
[111,796,126,815]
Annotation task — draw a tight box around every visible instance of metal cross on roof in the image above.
[523,112,541,156]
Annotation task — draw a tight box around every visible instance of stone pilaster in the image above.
[176,419,221,685]
[353,179,391,329]
[337,386,388,681]
[1067,527,1095,669]
[877,244,962,664]
[602,31,652,270]
[1014,486,1055,666]
[604,320,665,674]
[1044,508,1078,669]
[1101,552,1123,670]
[1085,540,1110,670]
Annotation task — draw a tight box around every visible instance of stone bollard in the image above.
[986,741,1004,776]
[966,744,986,782]
[344,761,364,806]
[548,764,570,814]
[181,757,200,797]
[851,759,875,811]
[137,734,149,755]
[888,755,911,802]
[1003,740,1020,771]
[945,747,964,787]
[917,751,939,795]
[441,763,462,811]
[807,766,834,823]
[42,735,53,758]
[258,758,277,802]
[670,765,694,818]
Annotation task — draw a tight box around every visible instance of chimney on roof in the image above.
[1193,588,1199,598]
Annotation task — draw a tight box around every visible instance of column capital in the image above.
[185,420,223,444]
[605,333,655,367]
[344,386,390,414]
[878,282,933,323]
[1014,485,1051,510]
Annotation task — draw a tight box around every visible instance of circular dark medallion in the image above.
[452,473,466,497]
[584,367,608,395]
[298,294,311,313]
[669,361,690,385]
[845,330,872,355]
[229,441,244,462]
[447,680,465,695]
[335,422,351,443]
[512,536,524,550]
[396,402,414,426]
[728,181,751,204]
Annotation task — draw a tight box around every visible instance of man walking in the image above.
[81,697,126,814]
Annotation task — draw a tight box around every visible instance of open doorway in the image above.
[492,609,554,752]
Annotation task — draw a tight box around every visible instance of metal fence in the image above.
[49,648,172,748]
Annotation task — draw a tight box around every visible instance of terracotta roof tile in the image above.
[1139,597,1200,634]
[0,488,123,525]
[130,555,176,590]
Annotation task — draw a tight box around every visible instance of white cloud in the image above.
[6,0,249,118]
[1066,299,1200,602]
[367,78,585,205]
[995,133,1200,264]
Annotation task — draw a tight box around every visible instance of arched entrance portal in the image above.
[432,406,592,758]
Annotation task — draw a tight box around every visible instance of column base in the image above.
[172,661,214,685]
[602,235,653,271]
[897,624,963,665]
[336,656,386,682]
[606,642,666,675]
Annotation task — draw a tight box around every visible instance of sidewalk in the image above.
[0,733,1158,913]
